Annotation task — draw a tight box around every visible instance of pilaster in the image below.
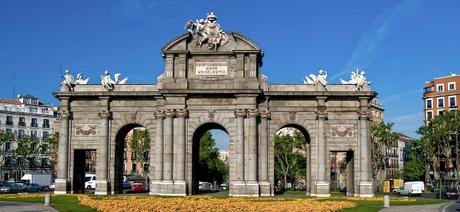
[55,104,71,194]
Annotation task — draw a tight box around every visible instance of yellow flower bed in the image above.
[78,195,357,212]
[0,193,45,199]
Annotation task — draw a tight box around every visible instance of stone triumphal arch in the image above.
[54,13,376,197]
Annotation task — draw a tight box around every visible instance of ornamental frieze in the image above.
[330,125,354,137]
[74,124,98,136]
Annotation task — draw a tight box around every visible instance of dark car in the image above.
[442,188,460,199]
[25,183,44,192]
[0,182,23,193]
[122,181,131,190]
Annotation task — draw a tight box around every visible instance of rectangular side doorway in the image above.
[73,149,96,194]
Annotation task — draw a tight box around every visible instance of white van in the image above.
[400,181,424,196]
[85,174,96,189]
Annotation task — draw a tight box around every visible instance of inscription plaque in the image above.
[195,62,228,76]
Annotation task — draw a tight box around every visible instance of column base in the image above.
[311,181,330,197]
[153,180,187,196]
[358,181,374,197]
[95,180,110,195]
[229,181,260,197]
[54,178,70,194]
[259,181,273,196]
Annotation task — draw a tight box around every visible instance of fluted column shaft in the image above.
[259,110,271,182]
[152,111,164,181]
[317,112,327,182]
[359,98,371,182]
[234,109,246,182]
[247,109,259,183]
[97,110,111,181]
[57,111,71,180]
[174,109,187,182]
[163,109,174,182]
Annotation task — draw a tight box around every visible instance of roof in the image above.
[20,94,37,99]
[0,98,22,105]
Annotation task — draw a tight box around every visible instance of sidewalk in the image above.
[379,202,447,212]
[0,201,57,212]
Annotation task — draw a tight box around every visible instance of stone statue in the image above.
[75,73,90,84]
[185,12,229,51]
[304,69,328,87]
[101,70,115,90]
[114,73,128,84]
[61,69,75,91]
[340,68,371,91]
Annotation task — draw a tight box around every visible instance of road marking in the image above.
[441,200,456,212]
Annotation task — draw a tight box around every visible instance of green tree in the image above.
[198,132,228,184]
[402,140,425,181]
[128,128,150,188]
[274,131,306,190]
[370,122,399,183]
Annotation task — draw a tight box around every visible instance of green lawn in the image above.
[0,195,96,212]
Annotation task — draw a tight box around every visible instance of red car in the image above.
[131,183,145,192]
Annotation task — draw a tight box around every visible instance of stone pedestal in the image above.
[54,179,70,194]
[259,181,272,197]
[358,181,374,197]
[230,182,260,197]
[159,181,187,196]
[95,180,110,195]
[313,181,331,197]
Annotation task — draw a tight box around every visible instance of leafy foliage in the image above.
[274,130,307,190]
[402,140,425,181]
[370,122,399,180]
[127,128,150,187]
[197,131,228,184]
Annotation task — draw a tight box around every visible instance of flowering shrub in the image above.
[78,195,357,212]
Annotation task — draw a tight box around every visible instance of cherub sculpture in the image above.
[114,73,128,84]
[304,69,328,87]
[340,68,371,91]
[101,70,115,90]
[61,69,75,91]
[75,73,89,84]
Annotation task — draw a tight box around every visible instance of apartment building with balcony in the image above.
[0,94,57,181]
[424,73,460,122]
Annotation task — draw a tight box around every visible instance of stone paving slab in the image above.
[0,201,57,212]
[379,202,447,212]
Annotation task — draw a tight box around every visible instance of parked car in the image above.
[131,183,145,192]
[122,181,131,190]
[442,188,460,199]
[49,183,55,190]
[0,182,23,193]
[24,183,45,192]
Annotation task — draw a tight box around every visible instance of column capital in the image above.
[165,109,175,118]
[234,109,246,118]
[316,111,328,120]
[358,111,371,120]
[260,110,271,119]
[247,109,259,118]
[98,110,112,119]
[175,109,188,118]
[154,110,165,119]
[58,110,72,120]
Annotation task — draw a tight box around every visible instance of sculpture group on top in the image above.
[60,69,128,91]
[185,12,229,51]
[303,68,371,91]
[61,70,89,91]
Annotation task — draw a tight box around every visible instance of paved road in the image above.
[441,199,460,212]
[380,202,448,212]
[0,201,57,212]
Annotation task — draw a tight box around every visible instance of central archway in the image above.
[275,124,311,195]
[191,122,229,195]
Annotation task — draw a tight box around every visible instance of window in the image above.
[18,129,25,138]
[19,117,26,126]
[449,82,456,91]
[5,142,11,151]
[6,116,13,125]
[31,118,38,127]
[426,111,433,120]
[437,84,444,92]
[5,128,13,135]
[42,119,50,128]
[31,130,38,140]
[5,157,11,167]
[438,97,445,108]
[29,107,37,113]
[42,131,49,140]
[132,164,137,174]
[426,98,433,109]
[439,110,445,115]
[449,96,457,107]
[41,158,48,168]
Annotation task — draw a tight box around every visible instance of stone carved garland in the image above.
[75,124,98,136]
[330,125,354,137]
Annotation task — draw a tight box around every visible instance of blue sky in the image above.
[1,0,459,146]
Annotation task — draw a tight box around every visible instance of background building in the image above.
[424,73,460,123]
[0,95,56,181]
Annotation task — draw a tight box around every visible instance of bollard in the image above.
[45,193,51,206]
[383,195,390,208]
